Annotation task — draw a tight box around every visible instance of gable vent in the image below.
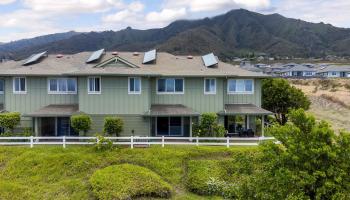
[56,54,64,58]
[143,49,157,64]
[86,49,105,63]
[187,55,193,59]
[133,52,139,56]
[112,51,118,56]
[202,53,218,68]
[23,51,47,66]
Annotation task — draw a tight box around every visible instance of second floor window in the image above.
[157,78,184,94]
[88,77,101,94]
[128,77,141,94]
[13,77,26,94]
[0,80,4,94]
[204,78,216,94]
[48,78,77,94]
[227,79,254,94]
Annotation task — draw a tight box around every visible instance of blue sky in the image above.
[0,0,350,42]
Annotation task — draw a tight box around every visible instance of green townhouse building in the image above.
[0,50,272,137]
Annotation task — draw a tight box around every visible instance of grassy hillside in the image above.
[289,79,350,132]
[0,146,259,200]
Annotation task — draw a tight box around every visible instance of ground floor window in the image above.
[151,117,190,136]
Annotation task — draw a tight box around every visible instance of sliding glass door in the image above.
[156,117,183,136]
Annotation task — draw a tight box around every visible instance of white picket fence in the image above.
[0,136,276,148]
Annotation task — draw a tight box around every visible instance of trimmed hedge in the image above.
[70,114,92,135]
[89,164,172,200]
[103,117,123,136]
[0,112,21,133]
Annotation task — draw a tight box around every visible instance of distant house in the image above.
[317,65,350,78]
[279,64,318,77]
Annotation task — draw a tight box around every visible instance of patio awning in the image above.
[219,104,273,115]
[145,104,200,116]
[24,104,81,117]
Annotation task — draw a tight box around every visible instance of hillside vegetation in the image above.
[290,78,350,131]
[2,9,350,60]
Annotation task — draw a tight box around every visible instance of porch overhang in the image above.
[144,104,200,117]
[24,104,81,117]
[219,104,273,116]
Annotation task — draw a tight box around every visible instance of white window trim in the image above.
[227,79,254,95]
[87,76,101,94]
[47,77,77,95]
[13,77,27,94]
[156,78,185,95]
[128,77,142,95]
[204,78,216,95]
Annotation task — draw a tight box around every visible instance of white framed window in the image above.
[157,78,184,94]
[204,78,216,94]
[227,79,254,94]
[13,77,26,94]
[331,71,337,76]
[0,80,4,94]
[128,77,141,94]
[48,78,77,94]
[88,77,101,94]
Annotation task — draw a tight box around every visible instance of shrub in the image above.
[103,117,123,136]
[89,164,172,200]
[94,135,113,151]
[193,113,225,137]
[70,114,92,136]
[0,112,21,134]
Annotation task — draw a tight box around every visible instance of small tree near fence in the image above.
[70,114,92,136]
[0,112,21,134]
[103,117,124,136]
[193,113,225,137]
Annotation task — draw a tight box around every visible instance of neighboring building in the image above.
[317,65,350,78]
[0,50,271,137]
[279,64,318,77]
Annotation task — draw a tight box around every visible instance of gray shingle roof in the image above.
[219,104,272,115]
[24,104,80,117]
[0,52,269,78]
[145,104,199,116]
[317,65,350,73]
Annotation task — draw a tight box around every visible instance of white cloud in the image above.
[146,8,187,23]
[270,0,350,28]
[0,0,16,5]
[162,0,271,12]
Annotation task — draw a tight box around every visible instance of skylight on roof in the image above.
[86,49,105,63]
[202,53,218,67]
[23,51,47,66]
[143,49,157,64]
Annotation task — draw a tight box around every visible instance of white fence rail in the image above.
[0,136,276,148]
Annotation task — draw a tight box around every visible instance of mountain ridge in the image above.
[1,9,350,60]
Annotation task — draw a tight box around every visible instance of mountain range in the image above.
[1,9,350,61]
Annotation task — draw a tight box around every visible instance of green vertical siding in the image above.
[224,79,262,106]
[78,77,150,115]
[4,77,78,114]
[88,115,150,136]
[151,78,224,113]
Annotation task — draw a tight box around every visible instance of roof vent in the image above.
[23,51,47,66]
[133,52,139,56]
[86,49,105,63]
[202,53,218,68]
[187,55,193,59]
[112,51,118,56]
[56,54,64,58]
[143,49,157,64]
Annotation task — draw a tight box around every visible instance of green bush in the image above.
[193,113,226,137]
[70,114,92,136]
[103,117,123,136]
[0,112,21,134]
[89,164,172,200]
[94,135,113,151]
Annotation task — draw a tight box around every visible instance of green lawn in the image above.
[0,145,259,200]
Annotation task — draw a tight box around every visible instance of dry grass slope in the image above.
[290,78,350,132]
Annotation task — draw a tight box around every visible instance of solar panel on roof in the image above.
[143,49,157,64]
[86,49,105,63]
[23,51,47,66]
[202,53,218,67]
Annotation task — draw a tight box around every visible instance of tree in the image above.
[247,109,350,200]
[70,114,92,136]
[103,117,123,136]
[262,78,310,125]
[0,112,21,134]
